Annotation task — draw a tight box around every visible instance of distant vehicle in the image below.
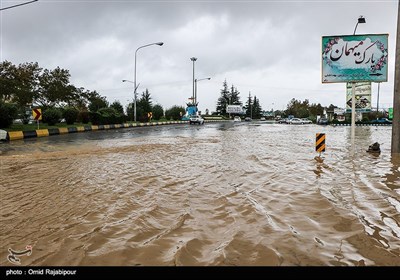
[260,117,266,121]
[371,118,392,124]
[278,118,288,124]
[317,118,328,125]
[301,118,312,124]
[13,119,23,124]
[289,118,304,124]
[244,117,252,122]
[189,115,204,125]
[233,116,241,122]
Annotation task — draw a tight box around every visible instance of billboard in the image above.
[345,82,371,113]
[322,34,388,83]
[226,105,244,114]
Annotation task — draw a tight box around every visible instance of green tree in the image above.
[216,79,230,115]
[88,91,108,112]
[165,105,185,120]
[110,101,124,115]
[0,101,18,128]
[137,89,153,122]
[152,104,164,120]
[244,93,253,118]
[252,96,262,119]
[37,67,75,107]
[229,84,241,105]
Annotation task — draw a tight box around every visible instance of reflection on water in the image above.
[0,124,399,266]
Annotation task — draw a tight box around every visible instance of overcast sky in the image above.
[0,0,398,113]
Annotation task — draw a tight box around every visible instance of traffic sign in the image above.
[32,109,42,121]
[316,133,326,153]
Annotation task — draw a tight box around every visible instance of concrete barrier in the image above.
[3,119,226,141]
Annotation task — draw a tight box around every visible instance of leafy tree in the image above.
[165,105,185,120]
[152,104,164,120]
[63,107,79,125]
[88,91,108,112]
[110,100,124,115]
[0,61,17,102]
[37,67,75,107]
[43,108,62,125]
[0,101,18,128]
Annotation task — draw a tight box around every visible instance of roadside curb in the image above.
[1,119,228,141]
[331,123,392,127]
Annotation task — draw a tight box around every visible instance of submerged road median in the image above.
[0,120,226,141]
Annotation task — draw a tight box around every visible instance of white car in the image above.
[289,118,304,124]
[189,115,204,125]
[301,118,312,124]
[233,116,241,122]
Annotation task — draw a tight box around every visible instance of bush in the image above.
[43,108,62,126]
[89,111,101,125]
[165,105,185,121]
[0,102,18,128]
[152,104,164,120]
[63,107,79,125]
[78,110,90,124]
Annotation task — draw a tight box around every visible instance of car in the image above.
[301,118,312,124]
[371,118,392,124]
[278,118,288,124]
[244,117,252,122]
[317,118,328,125]
[233,116,241,122]
[189,115,204,125]
[260,117,266,121]
[289,118,304,124]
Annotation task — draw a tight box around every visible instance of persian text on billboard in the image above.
[322,34,388,83]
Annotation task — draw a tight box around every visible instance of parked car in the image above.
[233,116,241,122]
[289,118,304,124]
[244,117,252,122]
[301,118,313,124]
[317,118,328,125]
[189,115,204,125]
[278,118,288,124]
[371,118,392,124]
[260,117,266,121]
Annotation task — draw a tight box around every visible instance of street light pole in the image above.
[376,82,380,117]
[134,42,163,122]
[351,16,366,154]
[194,77,211,105]
[190,57,197,103]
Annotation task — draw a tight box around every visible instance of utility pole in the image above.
[392,1,400,154]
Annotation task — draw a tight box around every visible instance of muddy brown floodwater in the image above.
[0,122,399,266]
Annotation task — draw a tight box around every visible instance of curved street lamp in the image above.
[194,77,211,105]
[132,42,163,122]
[353,16,366,35]
[190,57,197,103]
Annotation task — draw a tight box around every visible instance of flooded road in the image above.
[1,122,399,266]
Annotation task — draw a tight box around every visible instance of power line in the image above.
[0,0,38,11]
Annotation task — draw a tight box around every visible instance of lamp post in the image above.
[190,57,197,103]
[350,16,366,153]
[194,77,211,105]
[0,0,37,11]
[353,16,366,35]
[132,42,163,122]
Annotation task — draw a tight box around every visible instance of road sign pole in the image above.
[351,82,356,155]
[37,120,39,130]
[392,0,400,154]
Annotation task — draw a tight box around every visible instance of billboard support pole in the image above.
[351,82,356,155]
[392,0,400,154]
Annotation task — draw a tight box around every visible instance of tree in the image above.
[229,84,241,105]
[165,105,185,120]
[137,89,152,122]
[110,101,124,115]
[37,67,75,107]
[244,93,253,118]
[252,96,262,119]
[216,79,230,115]
[152,104,164,120]
[87,91,108,112]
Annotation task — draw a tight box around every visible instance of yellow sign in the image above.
[316,133,326,153]
[32,108,42,121]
